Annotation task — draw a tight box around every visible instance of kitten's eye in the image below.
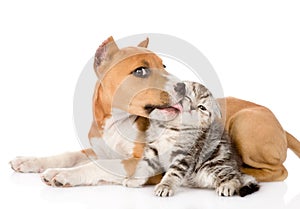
[198,105,207,111]
[163,64,166,68]
[132,67,151,78]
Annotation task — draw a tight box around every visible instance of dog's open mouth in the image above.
[145,103,183,114]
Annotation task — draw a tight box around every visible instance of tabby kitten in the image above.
[123,81,259,197]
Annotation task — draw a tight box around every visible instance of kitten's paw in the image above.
[10,156,44,173]
[122,178,147,188]
[41,168,77,187]
[216,180,240,197]
[154,183,174,197]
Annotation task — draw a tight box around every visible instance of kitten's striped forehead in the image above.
[190,82,212,102]
[185,81,221,120]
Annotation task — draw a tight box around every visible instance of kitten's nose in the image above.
[174,82,186,96]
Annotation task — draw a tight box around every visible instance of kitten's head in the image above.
[149,81,221,129]
[180,81,222,128]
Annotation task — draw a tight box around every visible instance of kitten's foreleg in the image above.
[154,158,189,197]
[213,166,242,197]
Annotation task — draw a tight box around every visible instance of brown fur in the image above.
[81,149,97,158]
[133,117,150,158]
[218,97,299,181]
[122,158,140,177]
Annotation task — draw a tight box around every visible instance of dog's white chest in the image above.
[90,109,139,159]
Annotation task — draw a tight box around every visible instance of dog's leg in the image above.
[227,108,288,182]
[10,149,96,173]
[241,165,288,182]
[41,159,130,187]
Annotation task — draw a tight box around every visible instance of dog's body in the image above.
[10,37,300,187]
[218,97,300,181]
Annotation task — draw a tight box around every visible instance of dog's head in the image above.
[91,36,183,131]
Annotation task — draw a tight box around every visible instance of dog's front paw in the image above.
[10,156,44,173]
[122,178,147,188]
[154,183,174,197]
[41,168,76,187]
[216,181,239,197]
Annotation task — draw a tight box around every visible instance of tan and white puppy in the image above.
[10,37,183,186]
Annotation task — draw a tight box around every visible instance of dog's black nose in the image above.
[174,82,186,96]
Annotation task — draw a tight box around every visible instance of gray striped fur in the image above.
[124,81,259,197]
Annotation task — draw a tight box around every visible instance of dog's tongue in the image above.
[171,103,183,113]
[160,103,183,114]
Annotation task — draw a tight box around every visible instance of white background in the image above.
[1,1,300,209]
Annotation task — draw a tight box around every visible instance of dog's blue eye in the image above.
[132,67,151,78]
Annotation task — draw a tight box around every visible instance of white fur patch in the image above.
[41,162,124,187]
[91,108,138,159]
[185,169,215,188]
[10,152,88,173]
[154,183,174,197]
[216,179,240,196]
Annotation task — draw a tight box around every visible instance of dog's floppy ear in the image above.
[88,81,107,138]
[94,36,119,77]
[137,37,149,48]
